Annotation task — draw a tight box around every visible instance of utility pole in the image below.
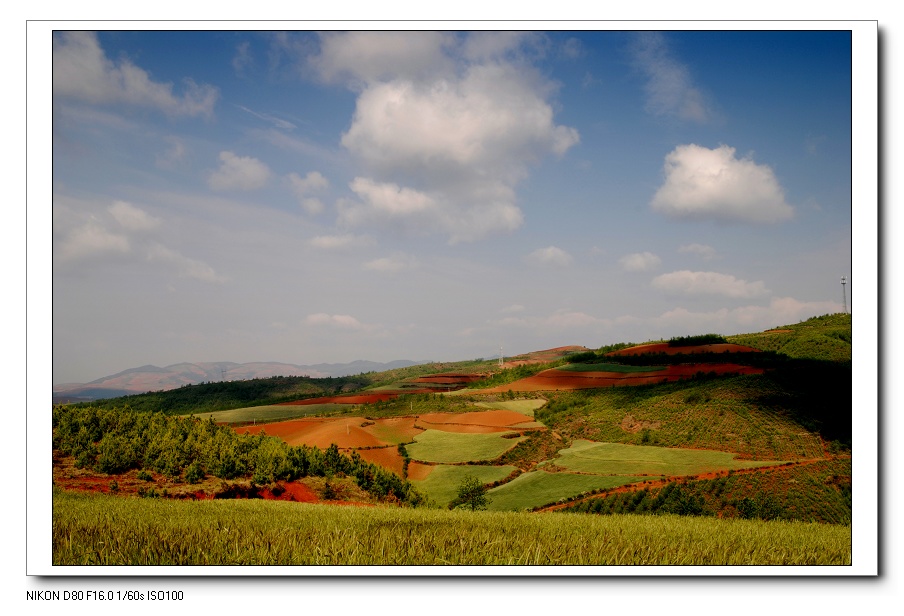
[841,276,848,314]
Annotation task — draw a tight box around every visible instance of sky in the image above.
[51,29,856,385]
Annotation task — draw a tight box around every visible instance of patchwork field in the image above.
[483,363,764,392]
[405,430,527,464]
[551,440,787,477]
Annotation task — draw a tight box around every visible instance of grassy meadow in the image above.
[52,489,850,566]
[406,430,527,464]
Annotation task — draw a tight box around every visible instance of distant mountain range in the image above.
[53,359,424,403]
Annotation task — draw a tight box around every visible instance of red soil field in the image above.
[607,343,760,356]
[354,447,407,477]
[482,363,764,392]
[239,417,386,449]
[406,461,435,481]
[237,416,423,449]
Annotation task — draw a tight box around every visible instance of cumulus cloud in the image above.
[286,171,329,215]
[109,201,160,232]
[652,270,770,299]
[651,144,793,223]
[208,151,272,191]
[312,31,455,85]
[310,32,579,243]
[363,253,418,273]
[619,251,661,272]
[52,31,218,117]
[525,246,573,267]
[678,243,717,260]
[631,32,710,123]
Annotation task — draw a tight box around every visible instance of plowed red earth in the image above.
[607,343,760,356]
[240,417,386,449]
[354,447,407,476]
[482,363,763,392]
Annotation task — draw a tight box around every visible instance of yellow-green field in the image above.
[406,430,527,463]
[52,489,851,565]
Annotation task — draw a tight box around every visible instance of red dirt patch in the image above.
[483,363,764,392]
[354,447,407,477]
[239,417,387,449]
[406,462,436,481]
[607,343,760,356]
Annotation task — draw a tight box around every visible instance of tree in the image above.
[451,475,490,511]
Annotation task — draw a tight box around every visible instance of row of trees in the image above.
[52,405,425,506]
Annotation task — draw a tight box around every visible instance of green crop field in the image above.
[406,430,527,463]
[474,399,546,416]
[485,470,647,512]
[553,440,786,477]
[187,403,348,424]
[410,464,517,507]
[52,489,850,565]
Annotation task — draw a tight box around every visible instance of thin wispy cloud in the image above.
[631,32,710,123]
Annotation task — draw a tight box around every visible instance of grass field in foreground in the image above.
[553,440,786,476]
[52,489,850,565]
[406,430,527,464]
[410,464,517,507]
[485,470,646,511]
[188,403,347,424]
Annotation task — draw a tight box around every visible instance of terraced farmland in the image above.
[485,471,647,512]
[409,464,517,507]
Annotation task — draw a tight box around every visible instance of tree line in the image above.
[52,404,425,506]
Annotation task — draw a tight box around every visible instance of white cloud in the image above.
[304,313,367,330]
[108,201,160,232]
[363,253,418,273]
[146,243,226,283]
[208,151,272,191]
[287,171,329,214]
[52,31,218,117]
[651,144,793,224]
[312,32,578,243]
[55,220,130,262]
[308,234,376,250]
[631,32,710,123]
[525,246,573,267]
[619,251,661,272]
[312,31,455,85]
[652,270,770,299]
[237,104,297,131]
[654,297,843,334]
[678,243,717,260]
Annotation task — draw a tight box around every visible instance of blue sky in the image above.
[51,29,855,384]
